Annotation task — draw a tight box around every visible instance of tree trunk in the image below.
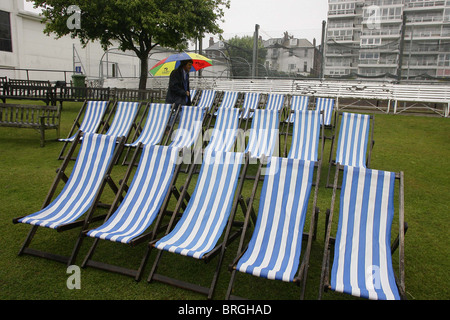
[139,55,148,91]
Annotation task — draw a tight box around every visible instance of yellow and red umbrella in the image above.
[150,52,213,77]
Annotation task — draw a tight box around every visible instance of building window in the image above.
[0,10,12,52]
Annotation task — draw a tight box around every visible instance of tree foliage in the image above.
[31,0,230,88]
[224,36,267,78]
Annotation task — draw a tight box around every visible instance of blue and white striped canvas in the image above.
[205,108,240,153]
[246,109,279,159]
[197,90,216,111]
[18,133,118,229]
[315,97,335,126]
[213,91,239,116]
[240,92,260,119]
[335,112,371,168]
[105,101,139,138]
[265,94,285,111]
[155,151,244,259]
[330,166,400,300]
[236,158,315,282]
[169,106,205,149]
[126,103,171,147]
[190,89,197,101]
[86,145,179,244]
[59,100,109,141]
[287,95,309,122]
[288,110,321,161]
[219,91,239,109]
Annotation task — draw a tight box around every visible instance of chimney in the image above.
[209,37,215,47]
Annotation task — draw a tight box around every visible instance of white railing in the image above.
[190,78,450,117]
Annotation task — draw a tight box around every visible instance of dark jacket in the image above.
[165,66,191,106]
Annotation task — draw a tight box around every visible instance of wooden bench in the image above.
[1,79,55,105]
[0,103,61,147]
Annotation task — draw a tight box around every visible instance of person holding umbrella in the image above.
[165,59,193,107]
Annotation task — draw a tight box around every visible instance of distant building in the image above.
[205,32,322,78]
[325,0,450,79]
[263,32,322,77]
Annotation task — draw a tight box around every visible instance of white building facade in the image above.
[0,0,166,86]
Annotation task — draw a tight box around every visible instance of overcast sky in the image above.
[24,0,329,45]
[215,0,328,42]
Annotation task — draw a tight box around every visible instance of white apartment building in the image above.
[325,0,450,79]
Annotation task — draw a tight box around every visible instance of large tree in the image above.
[31,0,230,89]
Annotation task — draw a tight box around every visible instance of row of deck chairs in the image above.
[12,92,407,300]
[55,89,336,161]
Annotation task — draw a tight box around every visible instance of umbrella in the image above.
[149,52,212,76]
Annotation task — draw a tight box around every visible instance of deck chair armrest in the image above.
[228,244,249,272]
[12,216,26,224]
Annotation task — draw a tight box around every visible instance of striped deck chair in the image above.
[196,89,216,111]
[320,165,407,300]
[240,92,260,120]
[286,110,323,161]
[315,97,335,127]
[58,100,109,159]
[245,109,280,159]
[219,91,239,109]
[125,103,171,147]
[211,91,239,118]
[148,151,249,299]
[226,156,321,299]
[122,103,172,165]
[168,105,205,149]
[209,91,239,127]
[326,112,374,187]
[205,107,240,153]
[82,145,181,280]
[287,95,309,123]
[264,93,285,112]
[13,132,125,266]
[190,89,198,104]
[101,101,140,139]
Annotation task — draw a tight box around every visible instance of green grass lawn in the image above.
[0,99,449,300]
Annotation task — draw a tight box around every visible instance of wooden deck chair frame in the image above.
[121,102,173,165]
[319,164,407,300]
[146,151,251,299]
[13,131,125,266]
[225,154,322,300]
[325,111,375,188]
[81,144,184,281]
[57,100,111,159]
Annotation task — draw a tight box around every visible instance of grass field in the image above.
[0,99,449,301]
